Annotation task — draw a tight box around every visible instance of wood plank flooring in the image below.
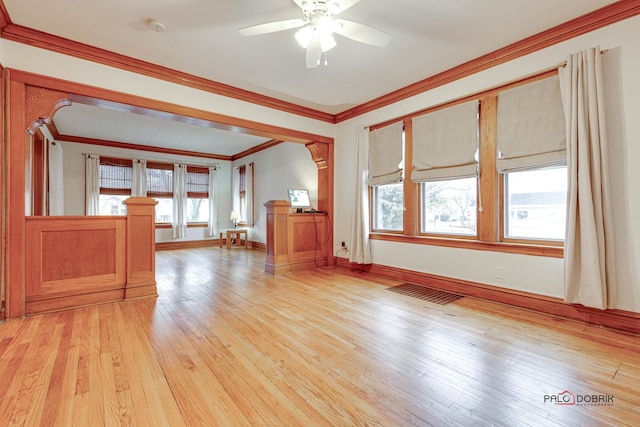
[1,247,640,426]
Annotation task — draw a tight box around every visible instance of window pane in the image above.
[421,177,477,235]
[373,182,403,231]
[98,195,128,215]
[155,198,173,223]
[187,198,209,223]
[504,167,567,240]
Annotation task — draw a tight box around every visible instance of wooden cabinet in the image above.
[264,200,329,275]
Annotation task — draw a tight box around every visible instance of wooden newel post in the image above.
[264,200,290,275]
[124,197,158,299]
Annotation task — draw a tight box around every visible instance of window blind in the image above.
[186,166,209,198]
[99,157,132,195]
[497,75,566,172]
[368,121,403,186]
[146,161,173,198]
[411,100,479,182]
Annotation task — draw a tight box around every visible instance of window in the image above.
[146,162,174,223]
[503,167,567,240]
[186,166,209,223]
[372,182,403,231]
[421,177,477,236]
[368,122,404,231]
[367,72,567,251]
[232,163,253,225]
[98,157,132,215]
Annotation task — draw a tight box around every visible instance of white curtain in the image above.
[559,47,616,309]
[208,166,218,237]
[48,140,64,215]
[245,163,254,226]
[132,159,147,197]
[172,164,187,239]
[349,126,372,264]
[85,154,100,215]
[232,166,241,219]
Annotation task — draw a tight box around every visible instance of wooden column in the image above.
[264,200,290,275]
[124,197,158,299]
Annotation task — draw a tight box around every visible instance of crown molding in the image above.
[0,22,336,124]
[334,0,640,123]
[54,132,234,161]
[1,1,639,125]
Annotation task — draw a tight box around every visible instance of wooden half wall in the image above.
[24,197,157,315]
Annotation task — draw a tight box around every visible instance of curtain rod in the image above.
[80,152,221,168]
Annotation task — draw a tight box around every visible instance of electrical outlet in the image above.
[341,241,346,247]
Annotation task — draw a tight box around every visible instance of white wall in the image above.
[232,142,318,244]
[59,141,232,243]
[334,15,640,312]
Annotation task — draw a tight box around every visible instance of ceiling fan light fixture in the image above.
[295,26,313,48]
[320,33,336,52]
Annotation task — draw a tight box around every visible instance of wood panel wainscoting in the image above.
[264,200,329,275]
[334,257,640,335]
[24,197,158,315]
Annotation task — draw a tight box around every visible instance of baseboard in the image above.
[334,257,640,334]
[156,239,266,251]
[156,239,219,251]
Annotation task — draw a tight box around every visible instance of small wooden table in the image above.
[219,228,248,249]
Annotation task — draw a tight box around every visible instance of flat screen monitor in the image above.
[287,189,312,212]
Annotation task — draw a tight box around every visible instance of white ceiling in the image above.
[4,0,620,155]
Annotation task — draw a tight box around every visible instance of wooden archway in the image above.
[3,69,334,319]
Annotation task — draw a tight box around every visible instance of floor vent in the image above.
[387,283,463,305]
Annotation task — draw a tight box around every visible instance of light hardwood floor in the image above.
[1,247,639,426]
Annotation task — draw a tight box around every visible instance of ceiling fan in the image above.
[238,0,391,69]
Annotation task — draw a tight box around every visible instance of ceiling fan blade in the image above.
[333,19,391,47]
[238,19,305,36]
[293,0,361,15]
[306,38,321,69]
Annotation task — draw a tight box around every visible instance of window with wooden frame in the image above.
[146,161,174,223]
[238,164,247,223]
[368,122,405,233]
[98,157,132,215]
[185,165,210,223]
[368,71,566,254]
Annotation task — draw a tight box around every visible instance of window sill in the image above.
[370,233,563,258]
[155,222,208,229]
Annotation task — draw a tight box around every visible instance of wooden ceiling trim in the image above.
[231,139,284,161]
[0,22,335,124]
[8,69,334,145]
[52,132,233,162]
[335,0,640,123]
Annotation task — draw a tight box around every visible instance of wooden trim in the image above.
[402,119,417,236]
[156,239,219,251]
[478,95,498,242]
[334,257,640,334]
[8,70,334,145]
[1,2,637,128]
[54,132,232,161]
[0,0,11,29]
[0,22,335,123]
[370,232,563,258]
[25,289,125,316]
[335,0,640,123]
[232,139,284,161]
[25,86,71,135]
